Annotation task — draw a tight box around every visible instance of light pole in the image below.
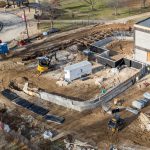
[22,8,29,40]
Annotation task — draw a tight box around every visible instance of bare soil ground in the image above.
[0,23,134,101]
[0,131,28,150]
[107,40,134,56]
[0,84,150,149]
[0,58,138,101]
[0,23,150,149]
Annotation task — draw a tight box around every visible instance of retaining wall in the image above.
[39,71,140,111]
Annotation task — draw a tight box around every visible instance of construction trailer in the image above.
[64,61,92,82]
[134,17,150,64]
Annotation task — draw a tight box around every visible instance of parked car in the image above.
[47,28,60,34]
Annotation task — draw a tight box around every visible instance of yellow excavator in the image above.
[37,52,57,74]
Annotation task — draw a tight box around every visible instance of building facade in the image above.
[134,18,150,64]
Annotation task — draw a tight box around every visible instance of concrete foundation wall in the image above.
[39,72,140,111]
[92,36,133,49]
[92,37,113,47]
[96,55,116,68]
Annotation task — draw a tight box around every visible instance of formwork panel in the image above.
[1,89,19,101]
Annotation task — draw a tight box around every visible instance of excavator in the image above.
[37,52,58,74]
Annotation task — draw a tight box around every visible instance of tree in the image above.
[140,0,147,8]
[83,0,97,11]
[44,0,61,28]
[50,0,61,8]
[107,0,119,16]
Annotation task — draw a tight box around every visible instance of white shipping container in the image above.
[64,61,92,81]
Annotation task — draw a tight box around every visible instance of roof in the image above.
[64,61,91,71]
[136,17,150,28]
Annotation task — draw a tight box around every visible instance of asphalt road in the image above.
[0,12,25,42]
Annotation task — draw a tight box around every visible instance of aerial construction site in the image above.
[0,0,150,149]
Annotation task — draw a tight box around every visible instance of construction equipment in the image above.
[108,115,125,132]
[114,98,124,106]
[37,52,57,74]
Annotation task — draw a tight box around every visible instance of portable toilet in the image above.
[0,43,9,54]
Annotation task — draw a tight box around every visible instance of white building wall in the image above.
[135,48,147,63]
[135,30,150,50]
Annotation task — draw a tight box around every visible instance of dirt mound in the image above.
[107,40,133,56]
[15,77,28,85]
[9,77,28,91]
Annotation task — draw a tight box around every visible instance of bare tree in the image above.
[50,0,61,8]
[107,0,119,16]
[83,0,97,10]
[48,0,61,28]
[140,0,147,8]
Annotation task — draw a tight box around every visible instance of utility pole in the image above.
[22,8,29,40]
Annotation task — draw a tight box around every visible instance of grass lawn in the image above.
[38,22,87,32]
[59,0,150,20]
[30,0,150,20]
